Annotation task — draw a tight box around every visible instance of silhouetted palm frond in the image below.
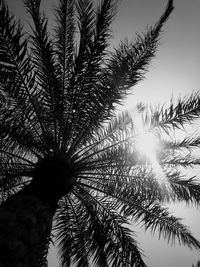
[143,93,200,134]
[55,188,147,267]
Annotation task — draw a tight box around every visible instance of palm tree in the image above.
[1,0,200,266]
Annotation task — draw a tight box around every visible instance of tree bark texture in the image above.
[0,193,53,267]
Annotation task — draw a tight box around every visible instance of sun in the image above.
[132,113,170,188]
[136,132,158,159]
[136,131,168,185]
[133,114,159,160]
[136,131,161,172]
[136,130,172,190]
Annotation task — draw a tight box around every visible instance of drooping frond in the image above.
[55,187,147,267]
[73,180,200,251]
[123,201,200,250]
[55,195,91,267]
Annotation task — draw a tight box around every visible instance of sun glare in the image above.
[136,132,157,158]
[136,131,170,187]
[133,113,170,188]
[136,131,161,173]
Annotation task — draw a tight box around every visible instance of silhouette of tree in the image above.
[1,0,200,266]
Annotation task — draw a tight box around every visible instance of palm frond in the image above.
[76,181,200,251]
[60,0,118,152]
[65,0,96,130]
[55,195,90,267]
[54,0,76,146]
[123,201,200,250]
[169,175,200,205]
[60,0,174,156]
[55,187,147,267]
[24,0,62,152]
[162,156,200,167]
[71,105,200,211]
[0,111,44,157]
[105,0,174,92]
[0,0,51,152]
[142,93,200,134]
[55,0,75,80]
[0,0,27,74]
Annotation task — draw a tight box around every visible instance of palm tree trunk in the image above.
[0,189,54,267]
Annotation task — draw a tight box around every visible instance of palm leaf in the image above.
[55,187,147,267]
[59,0,174,156]
[0,0,51,152]
[105,0,174,92]
[142,93,200,134]
[75,181,200,251]
[54,0,76,146]
[60,0,118,152]
[55,195,90,267]
[24,0,62,152]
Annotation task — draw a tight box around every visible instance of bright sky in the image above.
[6,0,200,266]
[112,0,200,114]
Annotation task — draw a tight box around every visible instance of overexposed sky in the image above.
[6,0,200,266]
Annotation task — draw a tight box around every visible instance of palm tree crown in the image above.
[1,0,200,266]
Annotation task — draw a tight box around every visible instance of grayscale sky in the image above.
[6,0,200,266]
